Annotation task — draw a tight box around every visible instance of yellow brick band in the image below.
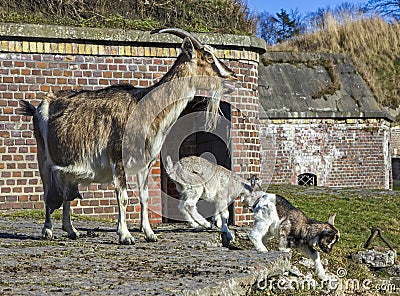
[0,39,260,61]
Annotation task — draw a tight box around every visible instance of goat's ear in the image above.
[328,213,336,226]
[182,37,196,59]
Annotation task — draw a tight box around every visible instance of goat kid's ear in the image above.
[182,37,196,59]
[250,175,257,188]
[250,175,262,188]
[328,213,336,226]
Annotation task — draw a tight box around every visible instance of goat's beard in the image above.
[205,91,222,131]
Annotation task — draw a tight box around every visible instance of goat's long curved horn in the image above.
[151,28,204,49]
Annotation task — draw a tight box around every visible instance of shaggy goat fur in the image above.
[18,28,237,244]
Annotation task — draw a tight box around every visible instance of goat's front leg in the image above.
[249,218,270,252]
[114,166,135,245]
[62,200,79,239]
[42,205,53,239]
[137,169,157,242]
[299,246,327,280]
[216,200,234,241]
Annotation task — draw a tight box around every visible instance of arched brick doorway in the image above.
[160,99,233,224]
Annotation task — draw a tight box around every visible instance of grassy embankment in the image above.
[269,15,400,114]
[0,0,256,35]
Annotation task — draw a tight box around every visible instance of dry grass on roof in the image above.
[0,0,257,35]
[269,16,400,110]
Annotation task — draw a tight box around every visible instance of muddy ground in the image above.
[0,216,289,295]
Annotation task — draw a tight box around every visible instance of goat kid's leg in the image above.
[114,168,135,245]
[137,170,157,242]
[249,204,277,252]
[182,191,212,229]
[299,246,327,280]
[216,200,234,241]
[249,219,270,252]
[42,205,53,239]
[219,208,235,248]
[62,200,79,239]
[213,212,222,229]
[178,197,202,229]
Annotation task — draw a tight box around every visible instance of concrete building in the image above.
[259,52,393,189]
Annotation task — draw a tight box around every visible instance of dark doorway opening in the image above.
[161,98,233,224]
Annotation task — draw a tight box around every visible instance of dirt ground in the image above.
[0,216,289,295]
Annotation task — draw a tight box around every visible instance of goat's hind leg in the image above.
[42,205,54,239]
[181,189,212,229]
[62,200,79,239]
[62,182,81,239]
[178,197,203,229]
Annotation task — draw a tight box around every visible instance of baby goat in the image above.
[249,193,340,280]
[165,156,262,242]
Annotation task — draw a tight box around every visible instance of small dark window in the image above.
[297,173,317,186]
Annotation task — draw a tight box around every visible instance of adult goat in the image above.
[18,28,237,244]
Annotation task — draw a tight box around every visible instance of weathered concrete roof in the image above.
[259,52,393,121]
[0,22,266,53]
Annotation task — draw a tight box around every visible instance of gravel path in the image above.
[0,217,289,295]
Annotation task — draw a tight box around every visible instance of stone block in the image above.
[352,249,397,268]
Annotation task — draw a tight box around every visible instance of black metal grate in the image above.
[297,173,317,186]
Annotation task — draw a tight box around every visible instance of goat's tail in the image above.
[17,100,36,117]
[165,156,174,175]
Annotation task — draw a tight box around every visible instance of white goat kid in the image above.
[18,28,237,245]
[165,156,262,243]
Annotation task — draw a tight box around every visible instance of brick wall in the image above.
[260,118,392,189]
[0,24,263,225]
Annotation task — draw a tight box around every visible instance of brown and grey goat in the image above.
[249,193,340,280]
[165,156,262,243]
[18,28,237,244]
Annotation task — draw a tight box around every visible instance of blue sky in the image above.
[247,0,367,14]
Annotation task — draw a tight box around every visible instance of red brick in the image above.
[40,85,51,92]
[37,62,48,68]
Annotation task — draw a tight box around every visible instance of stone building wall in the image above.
[260,118,392,189]
[0,23,264,225]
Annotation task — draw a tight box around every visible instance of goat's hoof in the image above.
[119,234,135,245]
[67,231,80,240]
[42,228,54,240]
[221,232,231,248]
[145,233,158,242]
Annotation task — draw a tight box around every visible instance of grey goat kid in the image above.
[165,156,262,243]
[249,193,340,280]
[18,28,237,245]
